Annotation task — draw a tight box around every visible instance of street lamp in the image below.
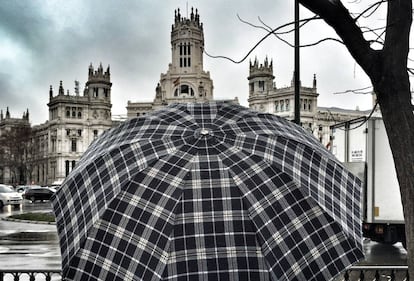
[294,0,301,125]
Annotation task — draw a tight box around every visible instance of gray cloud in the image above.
[0,0,377,124]
[0,3,49,48]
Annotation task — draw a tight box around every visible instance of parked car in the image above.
[0,184,23,209]
[15,185,31,193]
[22,186,56,203]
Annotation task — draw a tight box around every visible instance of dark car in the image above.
[15,185,38,193]
[22,186,56,203]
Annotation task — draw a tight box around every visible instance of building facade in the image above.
[0,108,31,185]
[9,7,238,186]
[247,57,371,147]
[29,63,113,185]
[127,8,237,118]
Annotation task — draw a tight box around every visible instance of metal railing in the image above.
[0,270,61,281]
[0,266,409,281]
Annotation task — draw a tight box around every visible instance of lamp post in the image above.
[294,0,301,125]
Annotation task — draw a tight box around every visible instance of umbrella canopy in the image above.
[52,102,364,281]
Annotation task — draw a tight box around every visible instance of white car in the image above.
[0,184,23,209]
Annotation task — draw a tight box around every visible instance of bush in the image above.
[9,212,56,223]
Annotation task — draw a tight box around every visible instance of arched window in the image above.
[258,81,265,91]
[174,84,195,97]
[181,84,189,95]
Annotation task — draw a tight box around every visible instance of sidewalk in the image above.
[0,218,58,240]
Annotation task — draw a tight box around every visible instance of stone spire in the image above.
[59,81,64,95]
[49,85,53,99]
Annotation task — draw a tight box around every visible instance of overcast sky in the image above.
[1,1,390,125]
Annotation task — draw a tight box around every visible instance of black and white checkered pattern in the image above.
[52,102,363,281]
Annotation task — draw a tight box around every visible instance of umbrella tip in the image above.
[194,128,214,139]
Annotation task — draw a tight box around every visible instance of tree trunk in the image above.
[299,0,414,276]
[378,78,414,276]
[375,0,414,275]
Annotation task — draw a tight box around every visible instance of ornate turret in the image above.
[88,63,110,83]
[170,7,204,74]
[248,57,275,98]
[249,57,274,79]
[84,63,112,101]
[313,74,317,89]
[173,7,202,29]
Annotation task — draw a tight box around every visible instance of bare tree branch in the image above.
[207,2,389,65]
[299,0,380,77]
[347,0,362,4]
[360,26,386,42]
[332,86,373,95]
[353,0,387,22]
[258,15,319,35]
[204,14,347,64]
[236,15,292,47]
[256,15,345,47]
[204,17,316,64]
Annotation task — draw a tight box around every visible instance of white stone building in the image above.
[30,63,113,185]
[247,57,372,147]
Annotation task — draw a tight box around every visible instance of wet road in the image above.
[0,201,408,272]
[359,240,407,265]
[0,201,61,271]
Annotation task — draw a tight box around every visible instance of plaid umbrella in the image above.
[52,102,364,281]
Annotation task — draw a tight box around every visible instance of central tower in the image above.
[127,7,235,119]
[156,7,214,104]
[171,7,204,76]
